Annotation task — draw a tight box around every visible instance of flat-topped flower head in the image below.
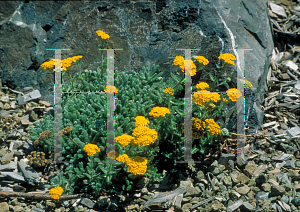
[115,134,135,147]
[163,87,174,95]
[104,85,118,94]
[49,186,63,200]
[134,116,150,127]
[243,79,252,89]
[196,82,209,90]
[218,53,236,66]
[107,150,119,160]
[149,107,170,118]
[180,59,197,76]
[205,119,221,136]
[192,90,220,107]
[40,55,83,72]
[173,56,185,66]
[83,143,100,156]
[96,30,110,39]
[126,156,148,175]
[116,154,130,164]
[182,118,206,139]
[132,126,158,147]
[226,88,242,102]
[196,56,209,65]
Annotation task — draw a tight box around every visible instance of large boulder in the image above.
[0,0,273,133]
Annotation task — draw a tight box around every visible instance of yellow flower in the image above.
[226,88,242,102]
[126,156,148,175]
[222,98,229,102]
[192,90,220,106]
[180,59,197,76]
[107,150,119,160]
[116,154,130,164]
[134,116,150,127]
[218,53,236,65]
[205,119,221,136]
[83,143,100,156]
[163,87,174,95]
[192,90,211,106]
[49,186,63,200]
[209,92,221,103]
[104,85,118,94]
[196,82,209,90]
[196,56,209,65]
[243,80,252,89]
[132,126,158,147]
[149,107,170,118]
[96,30,110,39]
[182,118,206,139]
[173,56,185,66]
[115,134,135,147]
[40,55,83,72]
[193,118,206,131]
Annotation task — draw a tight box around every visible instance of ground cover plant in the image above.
[28,30,252,203]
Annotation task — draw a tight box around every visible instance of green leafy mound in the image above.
[28,61,224,197]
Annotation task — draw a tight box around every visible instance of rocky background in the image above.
[0,0,274,134]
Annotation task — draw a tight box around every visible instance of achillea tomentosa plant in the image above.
[33,30,253,200]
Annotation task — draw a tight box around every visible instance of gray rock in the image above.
[0,161,17,171]
[270,185,285,197]
[17,160,40,186]
[292,197,300,206]
[11,140,23,150]
[241,202,254,212]
[255,173,267,185]
[208,160,220,175]
[18,90,41,106]
[97,196,110,209]
[0,0,273,134]
[0,171,26,183]
[236,185,250,195]
[79,198,95,209]
[218,153,235,166]
[255,191,269,201]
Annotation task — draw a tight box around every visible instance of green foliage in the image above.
[30,56,231,197]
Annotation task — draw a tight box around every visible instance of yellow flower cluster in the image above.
[205,119,221,135]
[226,88,242,102]
[104,85,118,94]
[173,56,185,66]
[173,56,197,76]
[107,150,119,160]
[243,79,252,89]
[182,118,206,139]
[126,156,148,175]
[96,30,110,39]
[49,186,63,200]
[134,116,150,127]
[132,126,158,147]
[196,56,209,65]
[163,87,174,95]
[40,55,83,72]
[218,53,236,66]
[180,59,197,76]
[115,134,135,147]
[196,82,209,90]
[192,90,220,107]
[116,154,130,164]
[83,143,100,156]
[149,107,170,118]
